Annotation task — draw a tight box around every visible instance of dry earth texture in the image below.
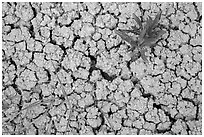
[2,2,202,135]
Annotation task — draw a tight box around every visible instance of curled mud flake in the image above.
[181,22,197,37]
[101,28,113,41]
[152,57,165,75]
[40,84,52,97]
[78,94,94,108]
[106,35,121,50]
[128,97,148,114]
[95,80,109,100]
[88,40,98,56]
[4,28,24,42]
[174,77,187,90]
[2,98,12,111]
[15,69,37,90]
[184,3,198,21]
[3,14,20,25]
[81,11,94,23]
[71,20,82,34]
[179,44,192,55]
[80,126,95,135]
[92,32,102,41]
[186,120,202,135]
[187,78,202,94]
[72,79,86,94]
[73,67,89,80]
[130,61,147,79]
[56,26,74,39]
[62,2,78,12]
[33,53,45,68]
[84,82,94,92]
[96,15,105,28]
[3,64,17,86]
[118,80,133,93]
[3,86,17,103]
[171,119,189,134]
[57,69,73,84]
[79,23,95,38]
[131,116,145,129]
[40,26,51,39]
[40,14,51,27]
[168,31,189,48]
[119,3,140,17]
[15,2,34,22]
[87,107,101,128]
[85,2,101,15]
[26,38,43,52]
[107,82,117,92]
[114,90,129,107]
[100,14,118,29]
[57,13,72,26]
[141,77,165,98]
[96,39,106,55]
[161,70,175,83]
[192,47,201,62]
[121,127,139,135]
[108,113,122,131]
[90,70,103,82]
[168,81,181,96]
[62,49,83,71]
[183,60,200,77]
[143,122,156,132]
[74,39,88,54]
[55,117,67,132]
[103,2,119,15]
[35,67,49,83]
[139,129,153,135]
[166,55,182,70]
[190,34,201,46]
[121,64,132,80]
[2,2,13,16]
[43,43,64,61]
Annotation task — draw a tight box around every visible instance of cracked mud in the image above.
[2,2,202,135]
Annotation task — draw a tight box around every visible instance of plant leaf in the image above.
[140,30,165,48]
[115,10,165,64]
[140,37,158,47]
[119,29,136,34]
[138,28,146,42]
[155,30,166,38]
[133,13,142,28]
[130,50,140,62]
[149,29,165,38]
[148,15,153,22]
[140,48,148,63]
[151,10,162,29]
[145,16,154,36]
[146,15,153,28]
[131,26,140,35]
[115,30,138,47]
[119,28,139,35]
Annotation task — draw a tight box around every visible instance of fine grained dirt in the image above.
[2,2,202,135]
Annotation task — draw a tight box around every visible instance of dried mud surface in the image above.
[2,2,202,135]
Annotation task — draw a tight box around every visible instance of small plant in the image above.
[115,10,166,63]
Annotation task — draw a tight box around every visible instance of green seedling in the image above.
[115,10,166,63]
[3,99,54,135]
[3,60,73,134]
[50,60,73,133]
[2,96,57,135]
